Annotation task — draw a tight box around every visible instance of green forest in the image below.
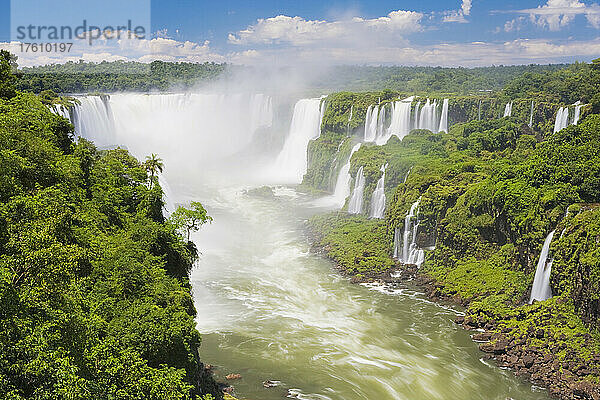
[305,58,600,399]
[0,50,222,399]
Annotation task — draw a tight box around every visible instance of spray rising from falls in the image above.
[394,198,425,267]
[369,164,387,219]
[67,93,275,184]
[529,230,556,303]
[274,97,325,183]
[347,166,365,214]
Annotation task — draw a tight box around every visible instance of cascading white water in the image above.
[572,103,584,125]
[386,97,413,143]
[70,93,275,184]
[529,101,534,128]
[48,104,71,120]
[314,143,362,209]
[395,198,425,266]
[274,97,325,183]
[364,105,379,142]
[418,99,438,133]
[554,107,570,133]
[438,99,449,133]
[369,164,387,219]
[72,96,117,147]
[377,105,387,140]
[503,102,513,117]
[529,230,556,303]
[347,166,365,214]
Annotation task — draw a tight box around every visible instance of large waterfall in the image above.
[394,198,425,266]
[573,103,584,125]
[385,97,448,143]
[364,105,380,142]
[553,107,570,133]
[369,164,387,219]
[348,166,366,214]
[529,230,556,303]
[273,97,325,183]
[385,97,413,143]
[65,93,276,184]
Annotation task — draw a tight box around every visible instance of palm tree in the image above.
[144,153,163,189]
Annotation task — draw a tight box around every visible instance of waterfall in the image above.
[48,104,72,120]
[377,105,387,140]
[528,101,534,128]
[318,99,326,135]
[369,164,387,219]
[72,96,117,147]
[572,103,583,125]
[396,198,425,266]
[529,230,556,303]
[70,93,276,184]
[438,99,449,133]
[413,101,421,130]
[418,99,438,133]
[503,102,512,117]
[393,227,402,259]
[553,107,570,133]
[364,105,379,142]
[316,143,362,208]
[274,97,325,183]
[385,96,413,143]
[347,166,365,214]
[403,167,413,184]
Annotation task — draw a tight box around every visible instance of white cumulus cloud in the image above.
[516,0,600,30]
[228,11,423,46]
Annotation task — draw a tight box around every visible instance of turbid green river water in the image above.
[190,185,550,400]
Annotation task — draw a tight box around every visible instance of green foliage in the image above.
[16,60,227,93]
[308,213,395,277]
[170,202,213,242]
[0,66,221,399]
[0,50,17,100]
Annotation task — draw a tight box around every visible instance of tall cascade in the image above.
[347,166,365,214]
[317,143,362,208]
[394,198,425,266]
[274,97,325,183]
[418,99,439,133]
[364,105,380,142]
[369,164,388,219]
[385,96,414,143]
[72,96,117,147]
[503,102,513,117]
[553,107,570,133]
[529,101,535,127]
[438,99,449,133]
[572,102,584,125]
[529,230,556,303]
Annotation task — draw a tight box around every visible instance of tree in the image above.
[169,202,212,241]
[143,153,163,189]
[0,50,17,100]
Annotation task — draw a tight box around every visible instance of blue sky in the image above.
[1,0,599,66]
